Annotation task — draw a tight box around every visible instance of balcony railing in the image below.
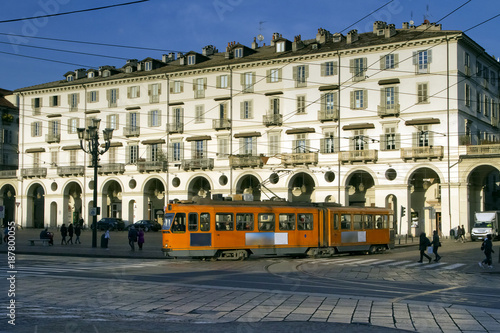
[166,122,184,134]
[137,160,167,172]
[21,167,47,178]
[318,109,339,122]
[0,170,17,179]
[263,113,283,126]
[339,150,378,164]
[229,155,264,168]
[491,115,499,127]
[181,158,214,171]
[377,104,400,117]
[281,152,318,166]
[57,166,84,177]
[466,144,500,155]
[45,133,60,143]
[124,126,140,137]
[400,146,444,161]
[194,90,205,99]
[212,119,231,130]
[98,163,125,174]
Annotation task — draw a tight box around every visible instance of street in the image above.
[1,230,500,332]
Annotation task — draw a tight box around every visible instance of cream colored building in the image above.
[2,20,500,236]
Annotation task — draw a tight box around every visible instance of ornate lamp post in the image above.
[77,119,114,248]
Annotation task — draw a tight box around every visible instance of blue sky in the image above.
[1,0,499,91]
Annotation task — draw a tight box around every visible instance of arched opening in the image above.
[0,185,16,227]
[345,170,375,207]
[408,167,441,236]
[63,181,83,225]
[467,165,500,231]
[50,202,57,228]
[187,176,211,200]
[386,194,398,233]
[143,178,165,223]
[27,183,45,228]
[128,200,136,224]
[102,180,123,219]
[235,174,261,201]
[288,172,315,203]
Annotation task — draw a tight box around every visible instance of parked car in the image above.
[125,220,161,232]
[96,218,125,231]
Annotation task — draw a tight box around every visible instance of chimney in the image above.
[384,24,396,38]
[332,33,343,43]
[202,45,217,56]
[74,68,86,80]
[347,29,358,44]
[373,21,387,35]
[402,22,409,29]
[252,37,258,50]
[292,35,304,51]
[271,32,280,46]
[162,54,168,63]
[316,28,332,44]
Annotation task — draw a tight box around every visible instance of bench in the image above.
[28,239,50,246]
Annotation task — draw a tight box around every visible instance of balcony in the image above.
[181,158,214,171]
[281,152,318,166]
[124,126,140,137]
[57,166,84,177]
[21,167,47,178]
[377,104,400,117]
[263,113,283,126]
[194,90,205,99]
[137,160,167,173]
[229,155,264,169]
[0,170,17,179]
[492,114,499,127]
[466,144,500,156]
[98,163,125,174]
[318,109,339,122]
[166,122,184,134]
[212,119,231,131]
[339,150,378,164]
[400,146,444,161]
[45,133,60,143]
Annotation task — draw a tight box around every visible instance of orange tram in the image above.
[162,199,395,260]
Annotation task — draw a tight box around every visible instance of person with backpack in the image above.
[417,232,432,263]
[431,230,442,262]
[479,234,494,269]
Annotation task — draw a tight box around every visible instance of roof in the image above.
[0,88,16,109]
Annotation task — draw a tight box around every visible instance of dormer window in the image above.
[188,55,196,65]
[234,48,243,58]
[88,72,95,78]
[67,75,74,82]
[125,66,133,73]
[145,61,152,71]
[276,42,285,52]
[102,70,110,77]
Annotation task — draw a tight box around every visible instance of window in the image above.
[465,84,471,107]
[49,120,60,135]
[236,213,254,231]
[194,78,206,98]
[352,130,365,151]
[195,105,204,123]
[33,152,41,168]
[88,72,95,78]
[276,42,285,52]
[322,131,335,153]
[417,83,428,103]
[129,112,139,130]
[69,93,79,111]
[268,132,280,155]
[170,141,183,162]
[267,68,281,83]
[149,143,161,162]
[149,83,160,103]
[240,100,253,119]
[464,52,471,75]
[128,86,140,99]
[350,57,367,81]
[417,125,430,147]
[68,118,78,134]
[3,130,12,144]
[477,92,482,113]
[234,48,243,58]
[107,114,118,130]
[240,137,256,155]
[69,150,77,166]
[217,75,228,89]
[188,55,195,65]
[31,122,42,137]
[188,213,198,231]
[172,107,183,128]
[351,89,366,109]
[353,215,364,230]
[217,136,229,158]
[108,147,116,164]
[145,61,152,71]
[341,214,351,230]
[50,151,58,168]
[270,97,280,114]
[297,213,313,230]
[294,65,308,87]
[67,75,74,82]
[107,89,118,107]
[296,95,306,114]
[380,86,399,112]
[88,91,98,103]
[413,50,432,74]
[321,61,336,76]
[382,54,397,69]
[295,133,307,153]
[485,96,490,117]
[50,95,60,107]
[172,81,183,94]
[258,213,275,231]
[192,140,206,159]
[32,98,41,114]
[149,110,160,127]
[200,213,210,231]
[127,145,138,164]
[242,72,255,93]
[215,213,234,231]
[491,72,496,87]
[172,213,186,233]
[102,70,110,77]
[381,126,398,151]
[279,214,295,230]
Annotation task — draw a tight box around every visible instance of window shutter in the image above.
[362,58,367,72]
[147,145,152,161]
[127,87,131,98]
[395,86,399,105]
[429,131,434,146]
[240,101,244,118]
[252,72,256,87]
[31,98,35,109]
[192,79,196,91]
[148,84,152,96]
[380,134,386,151]
[349,59,354,73]
[394,54,399,68]
[125,146,131,164]
[321,63,326,76]
[266,69,271,83]
[349,136,354,151]
[148,111,152,127]
[67,94,71,105]
[116,89,119,100]
[304,65,309,78]
[115,115,119,130]
[252,137,257,155]
[362,89,368,109]
[380,56,385,70]
[395,133,401,149]
[179,81,183,93]
[333,61,338,75]
[106,89,110,101]
[203,78,207,90]
[427,50,432,63]
[169,84,174,93]
[320,137,325,153]
[49,97,53,107]
[157,110,162,125]
[96,91,99,102]
[278,68,282,81]
[293,66,298,80]
[168,142,173,161]
[240,73,245,86]
[412,51,417,65]
[365,137,369,150]
[320,93,325,112]
[248,100,253,118]
[380,88,385,107]
[239,138,244,154]
[157,84,161,95]
[31,123,35,137]
[216,76,221,88]
[412,132,418,147]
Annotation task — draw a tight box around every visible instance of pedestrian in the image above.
[74,223,81,244]
[459,225,466,243]
[128,226,138,251]
[455,226,461,242]
[39,228,54,246]
[418,232,432,263]
[67,223,74,244]
[60,224,68,245]
[101,228,110,249]
[3,226,8,243]
[431,230,442,262]
[137,228,145,250]
[479,234,495,269]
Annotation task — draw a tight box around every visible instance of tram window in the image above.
[388,215,393,229]
[200,213,210,231]
[236,213,254,231]
[353,214,363,230]
[341,214,351,230]
[164,213,174,230]
[171,213,186,233]
[365,215,374,229]
[279,213,295,230]
[333,214,339,230]
[258,213,275,231]
[375,215,387,229]
[297,213,313,230]
[215,213,234,231]
[188,213,198,231]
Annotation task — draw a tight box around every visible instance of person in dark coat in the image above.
[67,223,74,244]
[128,226,138,251]
[39,228,54,246]
[137,228,145,250]
[60,224,68,245]
[418,232,432,263]
[479,234,495,269]
[74,224,81,244]
[431,230,441,262]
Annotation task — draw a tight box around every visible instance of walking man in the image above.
[431,230,442,262]
[128,226,138,251]
[479,234,494,269]
[67,223,74,244]
[74,223,81,244]
[60,224,68,245]
[418,232,432,263]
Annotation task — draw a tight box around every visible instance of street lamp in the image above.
[77,118,114,248]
